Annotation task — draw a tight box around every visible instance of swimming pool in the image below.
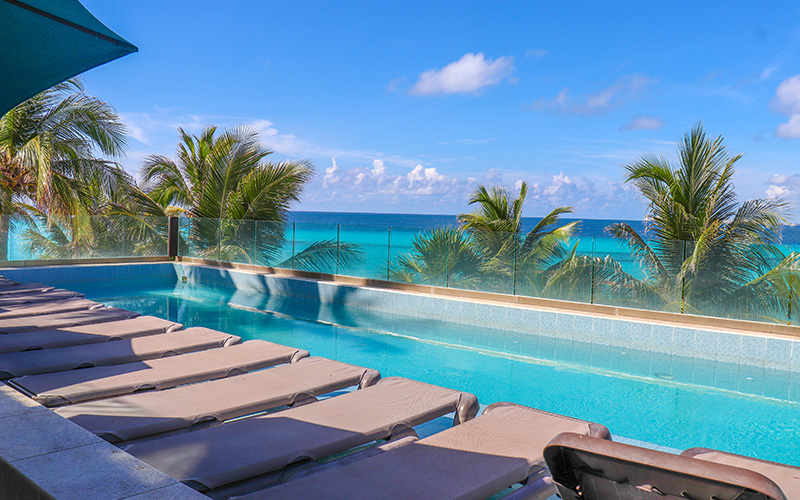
[31,267,800,467]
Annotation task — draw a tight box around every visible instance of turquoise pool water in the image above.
[76,279,800,466]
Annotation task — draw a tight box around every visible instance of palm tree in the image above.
[0,79,130,259]
[140,126,361,270]
[458,182,578,294]
[606,123,800,319]
[392,182,578,293]
[389,228,485,287]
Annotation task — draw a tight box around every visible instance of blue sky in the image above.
[81,0,800,219]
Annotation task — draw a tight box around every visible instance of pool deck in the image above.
[0,383,207,499]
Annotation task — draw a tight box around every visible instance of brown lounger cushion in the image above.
[0,327,240,379]
[683,448,799,500]
[125,377,479,491]
[10,339,309,406]
[0,289,83,306]
[235,402,610,500]
[0,316,182,354]
[0,307,139,334]
[0,297,101,319]
[57,357,381,442]
[0,283,53,295]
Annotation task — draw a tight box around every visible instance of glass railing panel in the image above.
[183,217,222,260]
[254,220,291,268]
[387,226,458,287]
[686,241,793,324]
[292,222,338,274]
[337,224,385,280]
[219,218,257,265]
[451,230,514,294]
[516,236,592,303]
[591,237,680,312]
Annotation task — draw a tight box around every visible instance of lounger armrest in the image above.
[289,349,310,363]
[358,368,381,389]
[454,392,479,425]
[544,432,788,500]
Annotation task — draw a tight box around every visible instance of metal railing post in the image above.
[167,217,179,258]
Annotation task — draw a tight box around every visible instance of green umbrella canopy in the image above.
[0,0,137,115]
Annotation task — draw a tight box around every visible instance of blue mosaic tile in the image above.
[669,355,694,384]
[572,315,593,343]
[648,354,673,382]
[793,342,800,370]
[517,333,539,358]
[629,322,652,350]
[505,307,527,331]
[627,349,651,378]
[714,361,740,392]
[459,301,477,326]
[694,330,718,360]
[789,372,800,402]
[488,304,508,329]
[589,343,611,369]
[539,311,558,337]
[765,338,793,370]
[553,338,575,363]
[538,336,556,360]
[610,321,632,348]
[740,336,767,367]
[738,364,765,396]
[444,298,462,323]
[607,348,631,373]
[672,328,696,357]
[691,359,716,388]
[519,309,540,334]
[716,333,742,363]
[592,317,614,346]
[571,340,593,366]
[555,313,575,338]
[763,368,791,401]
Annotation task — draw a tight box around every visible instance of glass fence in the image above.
[1,215,170,260]
[4,214,800,326]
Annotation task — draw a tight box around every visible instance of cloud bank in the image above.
[772,76,800,139]
[410,53,515,96]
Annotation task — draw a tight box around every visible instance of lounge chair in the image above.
[0,297,102,319]
[0,307,139,333]
[232,402,610,500]
[58,357,381,443]
[124,377,480,492]
[0,288,83,306]
[0,283,55,296]
[10,339,309,406]
[0,316,182,354]
[0,327,240,379]
[682,448,799,499]
[543,432,788,500]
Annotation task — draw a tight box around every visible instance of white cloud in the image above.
[410,53,515,96]
[310,160,639,217]
[772,76,800,139]
[766,173,800,201]
[531,74,655,115]
[772,76,800,114]
[775,115,800,139]
[620,115,665,132]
